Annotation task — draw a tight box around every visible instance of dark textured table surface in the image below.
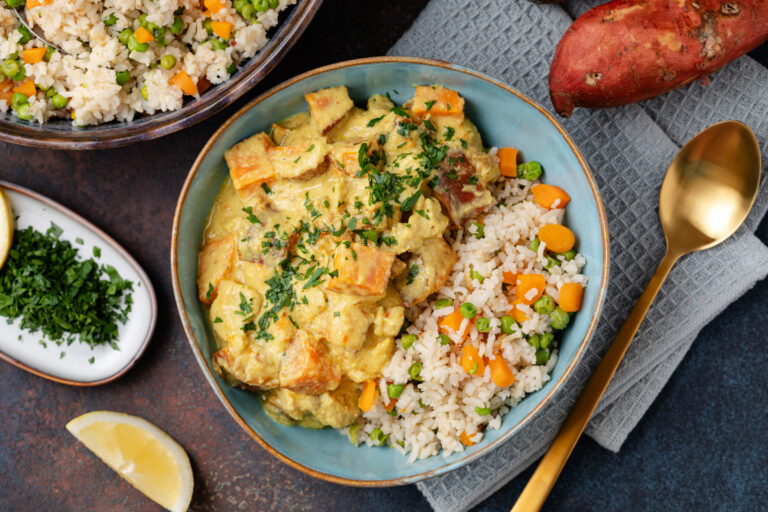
[1,2,767,511]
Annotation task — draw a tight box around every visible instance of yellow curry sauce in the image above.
[198,85,500,429]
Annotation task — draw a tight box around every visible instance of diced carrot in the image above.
[412,85,464,117]
[21,47,47,64]
[211,21,232,40]
[358,379,378,412]
[531,184,571,209]
[383,397,397,412]
[502,271,517,286]
[12,79,36,98]
[26,0,42,8]
[558,282,583,312]
[497,147,518,177]
[515,274,546,305]
[538,224,575,253]
[508,299,528,323]
[461,345,485,376]
[169,70,197,96]
[488,356,516,387]
[459,432,475,447]
[203,0,225,13]
[134,26,154,43]
[439,309,470,341]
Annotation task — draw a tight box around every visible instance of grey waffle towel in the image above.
[388,1,768,510]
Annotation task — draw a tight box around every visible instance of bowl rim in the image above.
[171,56,610,487]
[0,0,323,150]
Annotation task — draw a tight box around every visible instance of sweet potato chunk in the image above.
[431,150,494,226]
[326,242,395,296]
[278,330,341,395]
[394,238,457,306]
[305,86,354,134]
[412,85,464,117]
[328,140,380,177]
[268,139,329,181]
[224,133,274,201]
[197,235,237,305]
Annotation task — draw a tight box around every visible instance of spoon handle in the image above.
[511,249,681,512]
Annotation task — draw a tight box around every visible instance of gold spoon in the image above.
[512,120,761,512]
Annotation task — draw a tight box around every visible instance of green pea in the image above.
[460,302,477,319]
[233,0,248,11]
[470,221,484,239]
[241,3,255,19]
[518,161,542,180]
[140,85,149,100]
[103,13,117,26]
[1,59,19,79]
[268,0,279,7]
[226,63,237,75]
[50,94,68,109]
[15,103,33,121]
[387,383,404,399]
[549,307,570,330]
[400,334,417,350]
[475,317,491,333]
[209,39,227,51]
[469,269,484,284]
[43,47,54,62]
[408,362,422,381]
[369,427,388,446]
[153,26,166,46]
[386,407,398,416]
[560,249,576,261]
[500,315,516,335]
[545,255,560,270]
[45,87,56,98]
[127,35,149,52]
[17,26,32,45]
[527,334,541,350]
[348,423,360,445]
[528,237,540,252]
[4,0,23,7]
[434,298,452,309]
[252,0,269,11]
[475,406,491,416]
[535,347,551,365]
[170,15,185,35]
[438,333,450,345]
[534,295,556,315]
[11,63,25,82]
[115,70,131,85]
[118,28,132,46]
[540,332,553,350]
[10,92,28,110]
[160,54,176,70]
[202,18,213,35]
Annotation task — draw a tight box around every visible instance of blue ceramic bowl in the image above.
[172,57,609,486]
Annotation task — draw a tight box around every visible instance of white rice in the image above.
[343,174,588,461]
[0,0,295,125]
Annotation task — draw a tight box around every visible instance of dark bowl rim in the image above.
[170,56,611,487]
[0,0,324,150]
[0,180,158,386]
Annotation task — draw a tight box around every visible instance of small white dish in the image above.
[0,181,157,386]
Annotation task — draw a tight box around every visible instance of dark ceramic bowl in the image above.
[0,0,322,150]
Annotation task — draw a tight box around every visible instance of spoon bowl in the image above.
[660,120,761,254]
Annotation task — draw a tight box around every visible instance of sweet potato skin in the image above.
[550,0,768,117]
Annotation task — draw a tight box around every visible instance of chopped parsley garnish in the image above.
[261,183,272,194]
[391,106,410,117]
[423,119,436,132]
[242,207,261,224]
[367,116,384,127]
[443,126,455,141]
[406,265,419,285]
[424,100,436,112]
[303,265,329,289]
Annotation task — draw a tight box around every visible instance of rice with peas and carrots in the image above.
[0,0,294,125]
[347,159,587,461]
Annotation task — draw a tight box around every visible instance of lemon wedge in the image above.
[0,186,13,269]
[66,411,193,512]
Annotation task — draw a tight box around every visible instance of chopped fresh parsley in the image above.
[242,206,261,224]
[406,265,419,285]
[424,100,436,112]
[367,116,384,127]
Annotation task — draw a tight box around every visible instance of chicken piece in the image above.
[238,217,298,267]
[387,196,450,254]
[212,332,286,390]
[395,238,457,306]
[306,294,376,351]
[230,260,272,296]
[264,378,361,429]
[268,139,329,181]
[465,149,501,186]
[411,85,465,118]
[367,94,394,111]
[224,133,275,201]
[305,86,354,134]
[278,330,341,395]
[270,112,315,145]
[328,333,396,383]
[209,279,263,342]
[326,242,395,297]
[431,150,494,226]
[198,235,237,305]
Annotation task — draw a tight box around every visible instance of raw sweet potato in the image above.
[549,0,768,117]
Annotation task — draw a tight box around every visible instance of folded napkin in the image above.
[388,1,768,510]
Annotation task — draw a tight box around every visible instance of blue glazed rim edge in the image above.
[170,56,611,487]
